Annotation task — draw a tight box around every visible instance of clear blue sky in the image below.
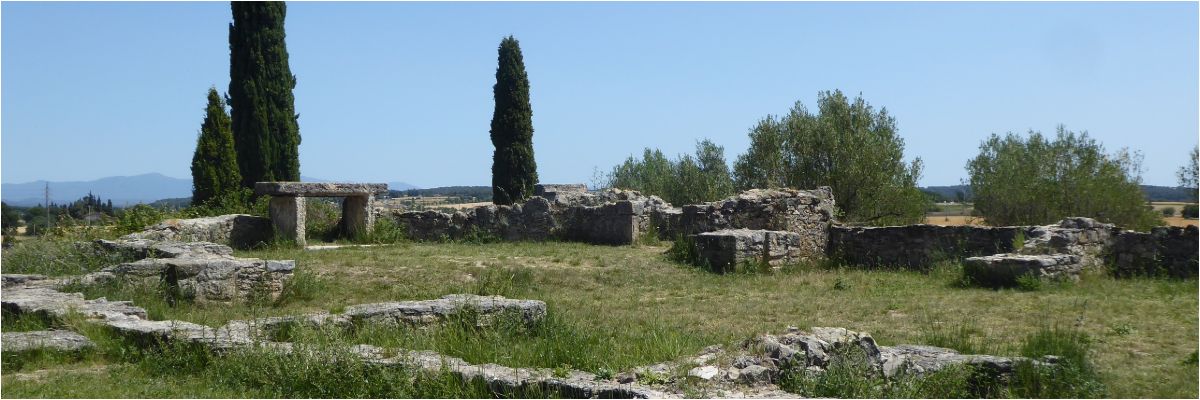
[3,1,1197,188]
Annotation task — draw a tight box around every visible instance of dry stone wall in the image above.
[1108,225,1199,279]
[827,225,1027,269]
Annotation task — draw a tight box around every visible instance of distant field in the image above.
[923,202,1198,228]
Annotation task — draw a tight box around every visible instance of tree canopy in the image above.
[731,90,928,225]
[229,1,300,188]
[967,126,1161,231]
[604,139,735,206]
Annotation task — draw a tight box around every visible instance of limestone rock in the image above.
[689,365,719,380]
[1,330,94,353]
[342,294,546,328]
[121,214,272,249]
[692,229,807,271]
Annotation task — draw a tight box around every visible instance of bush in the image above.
[600,139,735,206]
[1182,204,1198,219]
[968,126,1162,231]
[114,204,168,235]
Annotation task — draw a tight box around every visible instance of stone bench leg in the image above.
[342,195,374,237]
[269,196,306,246]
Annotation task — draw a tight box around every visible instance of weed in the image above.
[832,277,849,291]
[274,266,326,305]
[1016,273,1043,291]
[594,366,615,380]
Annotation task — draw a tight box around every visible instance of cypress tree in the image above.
[489,36,539,205]
[229,1,300,188]
[191,87,242,206]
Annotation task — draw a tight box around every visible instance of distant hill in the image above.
[2,174,421,207]
[2,173,191,207]
[389,186,491,200]
[919,184,1196,203]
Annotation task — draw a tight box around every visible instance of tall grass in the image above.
[1,237,138,276]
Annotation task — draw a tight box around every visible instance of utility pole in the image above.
[44,182,52,231]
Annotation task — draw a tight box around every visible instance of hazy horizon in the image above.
[3,1,1197,187]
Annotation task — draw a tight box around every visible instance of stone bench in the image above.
[255,182,388,246]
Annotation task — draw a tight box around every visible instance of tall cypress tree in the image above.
[191,87,242,206]
[229,1,300,188]
[490,36,538,205]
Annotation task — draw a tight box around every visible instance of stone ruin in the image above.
[256,182,389,246]
[3,264,1053,399]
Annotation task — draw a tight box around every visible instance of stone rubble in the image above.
[3,271,1061,399]
[122,214,273,250]
[83,238,295,304]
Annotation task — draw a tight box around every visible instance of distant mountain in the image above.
[1,174,422,207]
[2,173,191,207]
[388,182,419,191]
[919,184,1196,203]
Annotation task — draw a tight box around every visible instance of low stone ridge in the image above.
[1,330,95,353]
[962,253,1083,287]
[122,214,272,249]
[692,229,807,271]
[1108,225,1199,279]
[2,274,48,288]
[342,294,547,328]
[95,238,234,259]
[4,275,1057,399]
[254,182,388,197]
[622,326,1043,397]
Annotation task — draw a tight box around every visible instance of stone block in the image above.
[254,182,388,197]
[692,229,807,272]
[2,330,95,353]
[962,253,1082,287]
[269,195,306,246]
[122,214,272,249]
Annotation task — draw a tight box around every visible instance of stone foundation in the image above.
[827,225,1026,269]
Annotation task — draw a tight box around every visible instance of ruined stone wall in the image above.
[827,225,1028,269]
[654,188,836,256]
[1108,226,1198,279]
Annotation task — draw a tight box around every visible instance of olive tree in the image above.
[967,126,1161,231]
[732,90,928,225]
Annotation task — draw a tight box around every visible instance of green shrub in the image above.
[1161,207,1177,217]
[1182,204,1199,219]
[115,204,168,235]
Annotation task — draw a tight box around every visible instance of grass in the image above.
[2,237,1196,398]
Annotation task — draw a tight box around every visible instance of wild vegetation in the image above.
[600,140,735,206]
[967,126,1163,231]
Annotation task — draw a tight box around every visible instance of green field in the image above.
[2,239,1197,398]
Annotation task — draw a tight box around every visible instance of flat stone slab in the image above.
[2,330,95,353]
[254,182,387,197]
[342,294,546,327]
[962,253,1082,287]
